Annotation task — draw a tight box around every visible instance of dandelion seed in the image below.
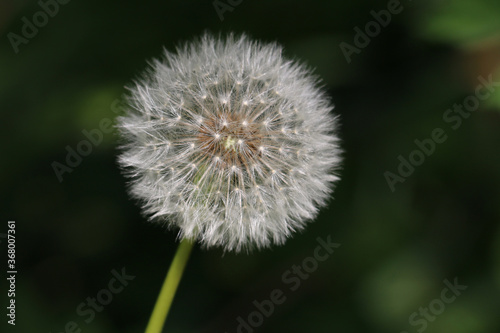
[117,33,342,252]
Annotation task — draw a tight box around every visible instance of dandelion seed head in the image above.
[117,33,342,252]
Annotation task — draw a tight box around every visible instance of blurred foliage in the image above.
[1,0,500,332]
[416,0,500,46]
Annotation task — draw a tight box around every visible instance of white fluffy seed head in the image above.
[117,33,342,252]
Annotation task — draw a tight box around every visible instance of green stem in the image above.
[145,238,194,333]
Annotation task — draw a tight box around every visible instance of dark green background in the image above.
[1,0,500,332]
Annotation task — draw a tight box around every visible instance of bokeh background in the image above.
[1,0,500,332]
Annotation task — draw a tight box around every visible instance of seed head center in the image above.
[223,135,237,151]
[197,114,262,168]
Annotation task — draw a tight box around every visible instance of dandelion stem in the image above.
[145,238,194,333]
